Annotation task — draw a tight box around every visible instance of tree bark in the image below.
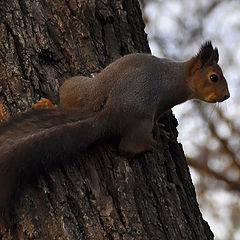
[0,0,213,239]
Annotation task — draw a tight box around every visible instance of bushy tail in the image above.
[0,107,106,211]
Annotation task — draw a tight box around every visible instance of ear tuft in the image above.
[197,41,218,67]
[200,41,214,50]
[187,41,219,74]
[214,47,219,63]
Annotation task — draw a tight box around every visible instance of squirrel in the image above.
[59,41,229,153]
[0,41,230,212]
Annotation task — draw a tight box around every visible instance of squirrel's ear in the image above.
[198,41,218,67]
[187,41,218,74]
[213,47,219,63]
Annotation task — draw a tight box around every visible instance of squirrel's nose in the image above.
[224,92,230,100]
[222,93,230,101]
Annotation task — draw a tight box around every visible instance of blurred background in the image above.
[140,0,240,239]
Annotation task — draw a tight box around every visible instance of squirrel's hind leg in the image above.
[118,119,157,156]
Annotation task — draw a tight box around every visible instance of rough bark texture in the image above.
[0,0,214,239]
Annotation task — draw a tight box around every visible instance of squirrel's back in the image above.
[60,53,187,113]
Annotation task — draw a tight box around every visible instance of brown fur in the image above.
[186,42,228,103]
[33,97,57,109]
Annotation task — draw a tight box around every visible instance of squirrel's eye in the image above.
[210,74,218,83]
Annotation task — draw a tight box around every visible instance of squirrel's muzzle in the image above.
[218,90,230,102]
[223,93,230,101]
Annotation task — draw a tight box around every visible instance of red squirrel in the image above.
[0,41,229,211]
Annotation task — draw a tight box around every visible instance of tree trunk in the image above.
[0,0,213,239]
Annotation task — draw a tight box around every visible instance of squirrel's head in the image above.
[186,41,230,103]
